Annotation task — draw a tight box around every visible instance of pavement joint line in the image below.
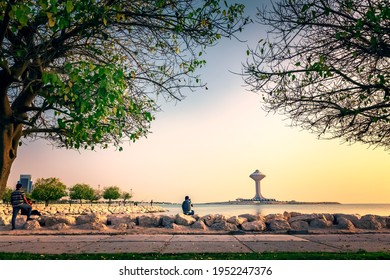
[159,235,175,254]
[232,235,255,253]
[291,235,353,253]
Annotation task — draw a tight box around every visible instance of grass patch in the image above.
[1,251,390,260]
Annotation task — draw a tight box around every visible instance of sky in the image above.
[7,1,390,204]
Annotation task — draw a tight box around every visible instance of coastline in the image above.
[201,201,341,205]
[0,203,389,235]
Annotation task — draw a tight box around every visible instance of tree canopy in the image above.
[102,185,121,204]
[31,177,67,206]
[243,0,390,149]
[69,183,94,204]
[0,0,247,197]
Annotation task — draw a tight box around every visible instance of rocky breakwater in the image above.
[1,205,390,233]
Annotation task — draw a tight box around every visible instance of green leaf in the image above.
[66,1,74,13]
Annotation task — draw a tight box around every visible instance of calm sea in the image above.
[160,203,390,217]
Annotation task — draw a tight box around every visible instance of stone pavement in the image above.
[1,233,390,254]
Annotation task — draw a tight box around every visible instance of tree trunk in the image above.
[0,108,22,199]
[0,69,28,199]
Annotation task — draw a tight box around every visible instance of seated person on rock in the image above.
[182,195,194,215]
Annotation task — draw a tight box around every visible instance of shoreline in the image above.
[1,204,389,235]
[200,201,341,205]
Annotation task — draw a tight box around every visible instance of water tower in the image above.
[249,169,266,200]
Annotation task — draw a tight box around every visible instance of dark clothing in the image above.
[21,208,41,216]
[11,188,32,229]
[11,204,32,229]
[182,198,194,215]
[11,189,25,207]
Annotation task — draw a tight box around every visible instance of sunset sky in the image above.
[7,1,390,204]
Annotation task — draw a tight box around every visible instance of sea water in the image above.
[161,203,390,217]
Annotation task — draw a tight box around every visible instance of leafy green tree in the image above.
[244,0,390,149]
[31,177,67,206]
[0,0,247,197]
[86,188,101,205]
[121,192,132,205]
[1,187,12,205]
[69,183,94,205]
[102,186,121,205]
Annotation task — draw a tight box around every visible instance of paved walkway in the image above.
[1,233,390,254]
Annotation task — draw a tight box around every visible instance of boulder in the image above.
[283,211,291,220]
[210,221,231,231]
[137,215,161,227]
[334,214,361,225]
[23,220,40,230]
[336,217,355,230]
[386,217,390,229]
[175,213,196,226]
[0,215,11,226]
[15,216,27,227]
[355,215,382,230]
[321,213,335,223]
[226,216,247,225]
[50,223,70,230]
[171,224,191,231]
[76,213,107,225]
[241,220,266,231]
[238,214,263,222]
[268,219,291,231]
[265,214,285,222]
[289,214,324,223]
[40,215,76,227]
[202,214,216,227]
[113,223,129,230]
[289,212,303,218]
[290,220,309,230]
[161,215,175,227]
[107,215,135,226]
[79,222,107,231]
[190,220,208,230]
[309,218,332,228]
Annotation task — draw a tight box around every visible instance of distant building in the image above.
[18,174,33,194]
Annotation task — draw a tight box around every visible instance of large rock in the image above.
[79,222,107,231]
[210,221,238,231]
[268,219,291,231]
[107,215,136,226]
[334,214,361,225]
[113,223,130,230]
[290,220,309,230]
[161,215,175,227]
[40,215,76,227]
[265,214,285,222]
[76,213,107,225]
[336,217,356,230]
[386,217,390,229]
[238,214,263,222]
[202,214,226,226]
[355,215,383,230]
[23,220,40,230]
[241,220,266,231]
[175,213,196,226]
[0,215,11,226]
[50,223,70,230]
[137,215,161,227]
[226,216,247,226]
[309,218,332,228]
[191,220,208,230]
[289,214,326,223]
